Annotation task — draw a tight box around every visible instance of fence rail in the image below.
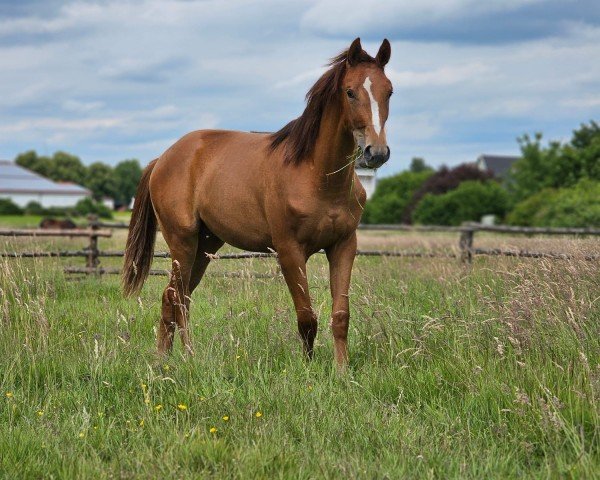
[0,228,112,238]
[0,215,598,275]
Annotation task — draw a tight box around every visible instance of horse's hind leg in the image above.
[189,227,224,294]
[157,232,198,356]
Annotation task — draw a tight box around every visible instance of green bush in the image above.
[362,170,432,223]
[24,201,46,216]
[505,189,558,226]
[73,198,113,219]
[44,206,74,217]
[413,180,509,226]
[507,180,600,227]
[0,198,23,215]
[23,201,81,219]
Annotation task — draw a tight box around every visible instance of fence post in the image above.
[87,214,100,271]
[459,224,475,264]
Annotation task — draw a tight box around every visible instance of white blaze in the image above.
[363,76,381,136]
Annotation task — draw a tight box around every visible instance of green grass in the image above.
[0,233,599,478]
[0,215,45,228]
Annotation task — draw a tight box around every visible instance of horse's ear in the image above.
[347,37,363,66]
[376,39,391,68]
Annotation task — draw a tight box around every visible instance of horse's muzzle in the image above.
[359,145,390,169]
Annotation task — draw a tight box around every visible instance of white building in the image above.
[356,168,377,199]
[0,160,91,208]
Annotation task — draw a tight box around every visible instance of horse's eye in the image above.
[389,90,394,98]
[346,89,355,99]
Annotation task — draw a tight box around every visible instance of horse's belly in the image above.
[218,228,273,253]
[199,207,273,253]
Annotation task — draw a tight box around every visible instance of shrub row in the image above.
[506,180,600,227]
[0,197,113,219]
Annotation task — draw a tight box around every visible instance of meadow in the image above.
[0,222,598,478]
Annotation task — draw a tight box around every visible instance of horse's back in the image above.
[149,129,274,250]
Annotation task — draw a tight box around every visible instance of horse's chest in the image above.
[293,203,357,247]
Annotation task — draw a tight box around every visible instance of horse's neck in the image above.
[311,104,356,194]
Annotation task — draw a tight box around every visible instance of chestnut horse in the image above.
[123,38,393,367]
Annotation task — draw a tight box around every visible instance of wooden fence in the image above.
[0,216,599,277]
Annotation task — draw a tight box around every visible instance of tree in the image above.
[15,150,39,170]
[86,162,117,201]
[507,121,600,202]
[48,151,87,184]
[571,120,600,150]
[112,159,142,207]
[15,151,53,177]
[409,157,431,173]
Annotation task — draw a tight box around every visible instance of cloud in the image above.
[387,63,492,88]
[301,0,600,45]
[0,0,598,176]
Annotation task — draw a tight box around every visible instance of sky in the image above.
[0,0,599,176]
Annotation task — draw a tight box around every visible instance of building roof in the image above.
[477,154,520,177]
[0,160,91,195]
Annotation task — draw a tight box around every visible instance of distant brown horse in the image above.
[39,218,77,229]
[123,38,393,367]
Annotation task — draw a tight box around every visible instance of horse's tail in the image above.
[122,159,158,297]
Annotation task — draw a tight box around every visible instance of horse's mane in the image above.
[269,48,376,165]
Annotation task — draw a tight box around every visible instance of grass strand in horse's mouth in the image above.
[326,146,364,176]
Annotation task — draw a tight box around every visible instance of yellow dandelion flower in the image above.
[163,365,170,371]
[154,404,163,412]
[210,427,217,434]
[5,392,13,398]
[37,410,44,417]
[307,385,313,391]
[78,432,85,438]
[139,419,144,427]
[255,411,262,418]
[236,355,241,360]
[222,415,229,421]
[93,426,98,430]
[177,404,187,411]
[199,396,206,401]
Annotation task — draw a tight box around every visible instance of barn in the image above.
[0,160,91,208]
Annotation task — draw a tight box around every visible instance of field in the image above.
[1,221,599,478]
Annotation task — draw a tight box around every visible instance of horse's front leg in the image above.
[276,243,317,358]
[325,232,357,369]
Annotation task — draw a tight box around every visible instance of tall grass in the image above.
[0,243,598,478]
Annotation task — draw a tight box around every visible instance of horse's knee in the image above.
[297,309,318,341]
[160,287,177,325]
[162,285,178,305]
[330,310,349,340]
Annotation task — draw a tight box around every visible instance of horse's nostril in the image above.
[385,146,391,161]
[363,145,373,159]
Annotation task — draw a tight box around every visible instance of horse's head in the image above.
[342,38,392,169]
